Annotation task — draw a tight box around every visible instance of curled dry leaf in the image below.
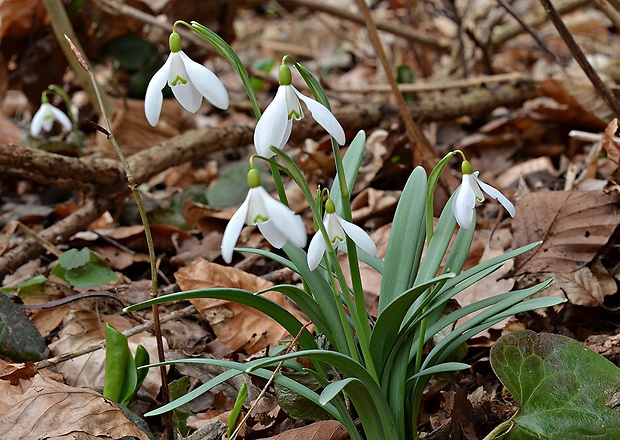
[602,118,620,167]
[517,258,617,307]
[0,372,148,439]
[261,420,348,440]
[175,259,308,354]
[512,190,620,275]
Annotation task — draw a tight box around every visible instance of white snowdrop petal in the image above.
[307,231,327,270]
[144,56,171,126]
[284,86,303,120]
[258,221,289,248]
[171,82,202,113]
[221,194,251,263]
[286,215,308,248]
[254,87,290,156]
[453,179,476,230]
[325,213,345,248]
[294,87,346,145]
[336,215,376,257]
[48,105,72,131]
[277,119,293,150]
[467,173,484,202]
[255,187,307,247]
[474,176,516,217]
[179,51,229,110]
[30,106,47,136]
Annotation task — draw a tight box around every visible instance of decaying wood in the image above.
[0,198,113,280]
[0,144,125,193]
[0,80,540,282]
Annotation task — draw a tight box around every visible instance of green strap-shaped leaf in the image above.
[124,288,316,351]
[379,167,427,312]
[330,130,365,213]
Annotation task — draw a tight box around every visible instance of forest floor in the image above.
[1,1,620,439]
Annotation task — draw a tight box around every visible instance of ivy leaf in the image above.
[490,330,620,439]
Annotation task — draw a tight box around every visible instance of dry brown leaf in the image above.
[512,190,620,274]
[175,259,308,354]
[261,420,348,440]
[518,258,617,307]
[0,361,38,386]
[602,118,620,166]
[0,373,148,439]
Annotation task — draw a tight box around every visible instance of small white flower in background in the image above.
[452,160,515,230]
[221,168,307,263]
[145,31,229,126]
[253,63,346,157]
[307,198,376,270]
[30,99,72,137]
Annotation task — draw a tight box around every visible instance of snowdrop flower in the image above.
[145,31,229,126]
[30,98,72,137]
[253,63,346,157]
[221,168,307,263]
[307,198,376,270]
[453,160,515,230]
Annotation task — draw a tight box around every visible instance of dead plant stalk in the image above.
[64,35,174,440]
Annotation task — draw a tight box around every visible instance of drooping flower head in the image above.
[307,198,376,270]
[30,95,72,137]
[452,159,516,230]
[253,62,346,157]
[145,31,229,126]
[221,168,307,263]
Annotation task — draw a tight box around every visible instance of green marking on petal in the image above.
[171,75,188,86]
[288,110,302,120]
[330,235,345,245]
[252,214,269,223]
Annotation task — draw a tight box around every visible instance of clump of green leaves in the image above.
[52,248,117,288]
[103,324,150,405]
[123,20,569,440]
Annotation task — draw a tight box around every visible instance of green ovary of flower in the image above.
[279,63,292,86]
[461,159,473,175]
[169,32,182,53]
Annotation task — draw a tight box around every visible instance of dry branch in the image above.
[278,0,450,52]
[491,0,591,48]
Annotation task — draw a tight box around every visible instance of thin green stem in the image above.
[482,420,513,440]
[271,149,361,360]
[187,20,262,119]
[330,138,374,368]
